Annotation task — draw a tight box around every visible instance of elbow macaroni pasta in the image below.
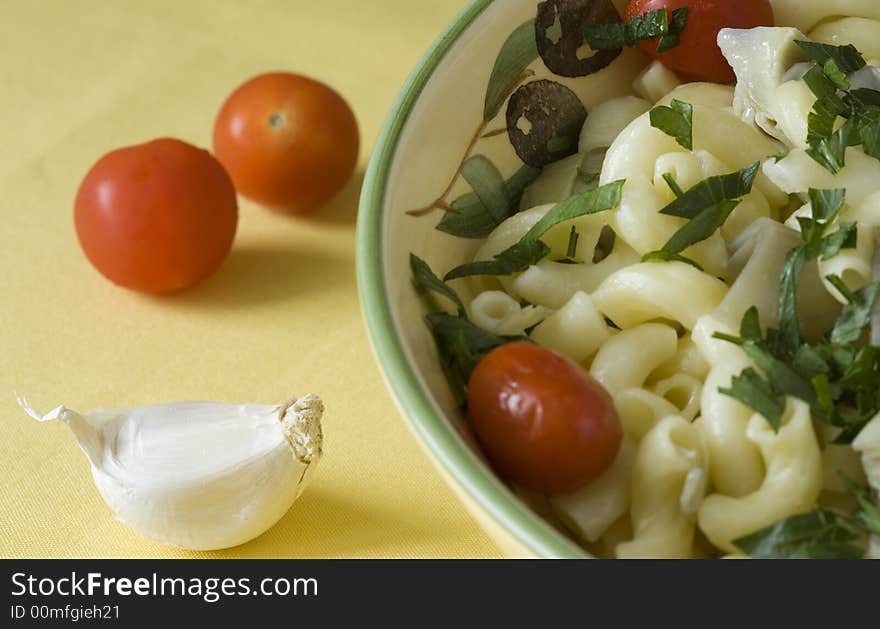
[511,243,640,309]
[809,18,880,62]
[529,291,610,364]
[614,388,681,443]
[691,315,766,497]
[769,0,880,33]
[550,439,637,543]
[616,416,708,559]
[437,9,880,558]
[592,262,728,330]
[469,291,548,336]
[590,323,678,395]
[632,61,682,103]
[698,399,823,553]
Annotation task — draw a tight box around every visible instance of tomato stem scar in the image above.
[268,112,287,129]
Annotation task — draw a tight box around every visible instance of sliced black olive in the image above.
[506,79,587,168]
[535,0,622,78]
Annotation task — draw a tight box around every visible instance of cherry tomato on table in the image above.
[467,342,622,495]
[624,0,775,84]
[213,72,360,214]
[75,138,238,294]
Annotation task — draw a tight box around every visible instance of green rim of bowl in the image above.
[356,0,586,559]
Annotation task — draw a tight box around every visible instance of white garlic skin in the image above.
[19,395,323,551]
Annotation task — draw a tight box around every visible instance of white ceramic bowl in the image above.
[357,0,648,557]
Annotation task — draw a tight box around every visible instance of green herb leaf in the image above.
[507,163,543,202]
[659,199,739,255]
[734,509,864,559]
[644,163,760,267]
[444,240,550,281]
[808,187,846,225]
[733,474,880,559]
[657,8,689,54]
[777,189,853,350]
[426,313,523,404]
[852,88,880,107]
[819,222,858,260]
[823,59,851,91]
[566,226,579,259]
[740,306,762,342]
[846,480,880,536]
[583,7,688,54]
[802,64,842,103]
[713,310,823,420]
[859,112,880,159]
[741,340,821,414]
[716,247,880,434]
[808,119,860,175]
[437,165,540,239]
[640,250,703,270]
[826,273,855,303]
[576,169,599,186]
[793,344,831,380]
[778,245,808,351]
[436,194,499,240]
[797,42,880,173]
[442,180,624,280]
[712,331,744,346]
[662,172,685,198]
[812,374,834,415]
[802,66,850,173]
[582,8,665,50]
[650,99,693,150]
[412,255,526,404]
[460,155,510,224]
[840,345,880,388]
[660,162,760,219]
[523,179,625,242]
[831,281,880,344]
[795,40,867,75]
[410,254,466,317]
[483,19,539,121]
[719,368,786,431]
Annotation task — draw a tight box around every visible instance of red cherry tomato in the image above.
[624,0,775,84]
[74,138,238,294]
[213,72,360,214]
[467,342,622,494]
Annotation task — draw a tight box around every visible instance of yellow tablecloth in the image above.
[0,0,502,559]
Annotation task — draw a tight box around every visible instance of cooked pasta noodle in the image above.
[809,18,880,62]
[416,4,880,559]
[529,291,610,364]
[614,388,681,443]
[616,416,708,559]
[632,60,682,104]
[592,262,728,330]
[590,323,679,395]
[550,439,637,543]
[469,291,549,336]
[698,399,823,553]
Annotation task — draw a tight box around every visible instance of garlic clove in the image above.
[17,393,323,551]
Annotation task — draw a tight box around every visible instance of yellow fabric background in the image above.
[0,0,503,558]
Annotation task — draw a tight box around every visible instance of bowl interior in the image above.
[358,0,647,557]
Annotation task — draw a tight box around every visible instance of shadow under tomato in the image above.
[168,244,351,310]
[296,168,365,226]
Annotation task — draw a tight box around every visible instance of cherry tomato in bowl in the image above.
[467,342,622,495]
[624,0,775,84]
[74,138,238,294]
[213,72,360,214]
